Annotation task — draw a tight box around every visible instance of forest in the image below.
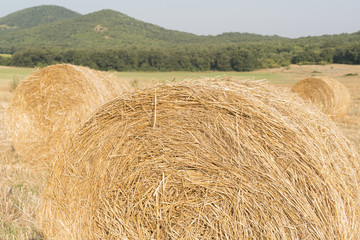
[1,41,360,72]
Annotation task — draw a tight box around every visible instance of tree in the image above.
[230,48,260,71]
[211,50,232,71]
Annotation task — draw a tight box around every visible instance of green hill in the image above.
[212,32,286,43]
[0,6,285,52]
[1,4,360,72]
[1,5,360,72]
[0,5,80,35]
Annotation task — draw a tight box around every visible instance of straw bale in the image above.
[291,77,351,117]
[6,64,132,164]
[39,78,360,239]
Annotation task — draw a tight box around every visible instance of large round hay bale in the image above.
[291,77,351,117]
[39,78,360,239]
[6,64,132,164]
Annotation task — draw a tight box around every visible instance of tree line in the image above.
[1,42,360,71]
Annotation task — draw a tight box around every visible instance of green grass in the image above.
[0,67,35,78]
[0,68,284,83]
[344,73,359,77]
[113,71,284,82]
[0,66,288,91]
[0,54,12,58]
[0,67,287,91]
[112,71,289,88]
[0,67,35,86]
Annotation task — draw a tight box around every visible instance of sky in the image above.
[1,0,360,38]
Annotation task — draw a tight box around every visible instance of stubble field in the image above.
[0,64,359,239]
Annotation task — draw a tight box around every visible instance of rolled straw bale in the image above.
[6,63,132,164]
[291,77,351,117]
[39,78,360,239]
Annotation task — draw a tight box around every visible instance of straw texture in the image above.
[6,64,132,164]
[291,77,351,117]
[39,78,360,239]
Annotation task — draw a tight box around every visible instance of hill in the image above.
[0,5,80,35]
[212,32,286,43]
[1,5,360,72]
[0,7,284,52]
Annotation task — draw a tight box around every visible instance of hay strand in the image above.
[291,77,351,117]
[39,78,360,239]
[6,63,132,164]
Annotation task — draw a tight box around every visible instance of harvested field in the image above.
[0,64,359,239]
[40,78,359,239]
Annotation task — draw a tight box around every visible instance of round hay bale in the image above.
[291,77,351,117]
[39,78,360,239]
[6,63,132,164]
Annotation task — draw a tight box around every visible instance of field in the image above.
[0,54,12,58]
[0,64,359,239]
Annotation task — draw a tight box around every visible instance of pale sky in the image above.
[1,0,360,38]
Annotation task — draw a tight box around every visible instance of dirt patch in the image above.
[93,24,108,32]
[0,24,17,30]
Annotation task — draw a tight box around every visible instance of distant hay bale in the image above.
[291,77,351,117]
[6,63,132,164]
[39,78,360,239]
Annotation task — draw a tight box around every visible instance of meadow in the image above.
[0,64,359,239]
[0,54,11,58]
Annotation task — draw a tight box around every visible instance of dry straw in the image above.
[6,64,132,164]
[291,77,351,117]
[39,78,360,239]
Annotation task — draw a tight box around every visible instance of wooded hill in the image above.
[0,5,287,51]
[1,5,360,71]
[0,5,80,35]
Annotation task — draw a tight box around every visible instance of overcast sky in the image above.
[1,0,360,38]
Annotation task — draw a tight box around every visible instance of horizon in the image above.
[1,1,360,38]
